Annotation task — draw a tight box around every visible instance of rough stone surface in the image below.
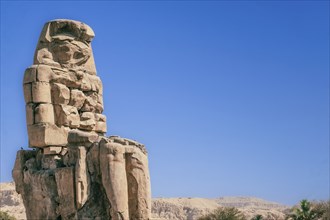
[15,19,152,220]
[23,66,37,84]
[70,89,86,109]
[51,83,70,104]
[68,129,99,147]
[55,167,76,218]
[32,82,52,103]
[43,146,62,155]
[27,123,68,147]
[54,104,80,128]
[79,111,96,131]
[41,154,61,169]
[34,103,55,124]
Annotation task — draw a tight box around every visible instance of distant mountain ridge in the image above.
[152,197,288,220]
[0,182,289,220]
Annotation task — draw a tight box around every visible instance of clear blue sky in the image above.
[1,1,329,206]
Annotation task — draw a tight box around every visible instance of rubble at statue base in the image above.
[12,19,151,220]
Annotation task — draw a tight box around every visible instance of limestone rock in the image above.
[12,150,37,194]
[36,64,53,82]
[51,68,84,89]
[79,92,103,113]
[34,103,55,124]
[79,112,96,131]
[95,121,107,133]
[27,123,68,147]
[70,89,86,109]
[81,74,103,93]
[95,113,106,122]
[55,167,76,218]
[94,113,107,133]
[32,82,51,103]
[23,65,37,84]
[68,129,99,147]
[54,104,80,128]
[51,83,70,104]
[43,146,62,155]
[41,154,61,169]
[21,170,59,219]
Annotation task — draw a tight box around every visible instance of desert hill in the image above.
[0,182,289,220]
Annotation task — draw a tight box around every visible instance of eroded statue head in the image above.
[34,19,96,74]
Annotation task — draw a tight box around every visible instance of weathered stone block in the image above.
[23,83,32,103]
[79,112,96,131]
[51,68,83,89]
[34,103,55,124]
[81,94,103,113]
[23,66,37,84]
[41,154,61,169]
[81,74,103,93]
[81,75,92,92]
[43,146,62,155]
[81,96,97,112]
[54,105,80,128]
[27,123,68,147]
[81,112,94,120]
[21,170,59,219]
[95,113,106,122]
[26,103,34,125]
[95,121,107,133]
[94,113,107,132]
[32,82,51,103]
[36,64,53,82]
[51,83,70,104]
[55,167,76,217]
[68,129,98,147]
[70,89,86,109]
[12,150,37,194]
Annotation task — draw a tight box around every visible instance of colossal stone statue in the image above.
[13,19,151,220]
